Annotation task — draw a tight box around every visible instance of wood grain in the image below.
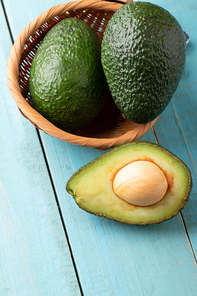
[3,0,197,295]
[0,4,81,295]
[151,0,197,258]
[40,131,197,296]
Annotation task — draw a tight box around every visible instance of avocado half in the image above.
[66,142,192,225]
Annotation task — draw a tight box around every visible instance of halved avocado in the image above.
[66,142,192,225]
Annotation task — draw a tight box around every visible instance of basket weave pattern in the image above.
[7,0,158,149]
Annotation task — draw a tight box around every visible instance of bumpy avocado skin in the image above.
[66,141,192,225]
[29,18,107,131]
[101,2,186,124]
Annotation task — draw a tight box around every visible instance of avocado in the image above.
[66,142,192,225]
[29,18,107,132]
[101,2,186,124]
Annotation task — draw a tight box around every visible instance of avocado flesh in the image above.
[29,18,107,132]
[101,2,186,124]
[66,142,192,225]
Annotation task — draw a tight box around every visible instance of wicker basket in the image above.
[7,0,158,150]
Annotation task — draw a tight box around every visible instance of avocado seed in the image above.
[113,160,168,206]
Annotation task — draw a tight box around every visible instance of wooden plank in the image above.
[40,131,197,296]
[0,6,81,296]
[147,0,197,257]
[154,103,197,255]
[4,0,197,295]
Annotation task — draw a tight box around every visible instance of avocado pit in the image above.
[113,160,168,206]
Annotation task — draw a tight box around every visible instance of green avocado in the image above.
[101,2,186,124]
[66,141,192,225]
[29,18,107,132]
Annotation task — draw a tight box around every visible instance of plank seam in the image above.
[180,212,197,265]
[36,129,84,296]
[0,0,14,44]
[153,125,197,263]
[172,105,197,176]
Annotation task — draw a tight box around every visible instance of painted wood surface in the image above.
[149,0,197,258]
[2,0,197,295]
[0,4,81,296]
[40,132,197,296]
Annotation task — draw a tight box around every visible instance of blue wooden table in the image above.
[1,0,197,295]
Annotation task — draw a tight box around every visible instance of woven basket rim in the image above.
[7,0,158,149]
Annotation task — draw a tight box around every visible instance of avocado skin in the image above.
[101,2,186,124]
[29,18,107,132]
[66,141,192,225]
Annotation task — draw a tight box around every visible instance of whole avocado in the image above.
[29,18,107,132]
[101,1,186,124]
